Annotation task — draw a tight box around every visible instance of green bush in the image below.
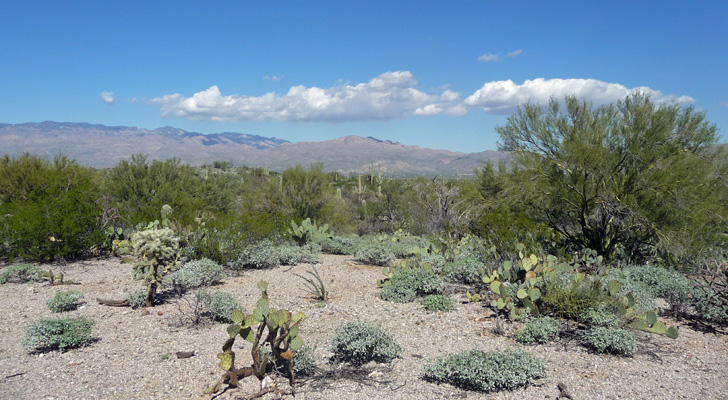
[422,349,548,393]
[421,253,446,271]
[46,290,84,313]
[541,272,616,321]
[231,240,281,270]
[354,243,396,266]
[263,343,318,376]
[199,290,242,323]
[580,307,620,327]
[515,316,561,344]
[0,263,42,284]
[167,258,225,293]
[423,294,455,312]
[582,327,637,356]
[0,154,104,261]
[322,236,357,255]
[126,288,147,309]
[443,258,486,284]
[23,316,95,353]
[378,267,443,303]
[330,321,401,366]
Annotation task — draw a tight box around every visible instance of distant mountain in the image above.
[0,121,508,177]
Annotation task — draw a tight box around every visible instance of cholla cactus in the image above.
[132,228,179,307]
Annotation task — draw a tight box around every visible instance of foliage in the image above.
[582,327,637,356]
[0,263,43,284]
[289,218,331,246]
[378,260,443,303]
[354,243,396,266]
[132,227,180,307]
[167,258,225,294]
[0,154,104,261]
[322,236,357,255]
[207,282,305,394]
[231,240,280,270]
[126,288,147,309]
[199,290,243,323]
[443,257,487,284]
[496,93,726,264]
[422,349,548,393]
[46,290,84,313]
[540,270,616,321]
[330,321,401,367]
[294,266,328,302]
[580,306,620,328]
[23,316,95,353]
[515,316,561,344]
[423,294,455,312]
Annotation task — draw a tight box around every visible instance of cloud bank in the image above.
[100,91,115,104]
[149,71,465,122]
[463,78,695,114]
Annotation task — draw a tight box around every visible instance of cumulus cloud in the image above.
[507,49,522,57]
[463,78,695,114]
[149,71,465,122]
[100,91,115,104]
[478,53,500,62]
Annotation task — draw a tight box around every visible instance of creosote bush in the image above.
[23,316,95,353]
[47,290,84,313]
[515,316,560,344]
[423,349,548,393]
[423,294,455,312]
[330,321,401,367]
[582,327,637,356]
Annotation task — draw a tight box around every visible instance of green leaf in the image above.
[666,326,679,339]
[218,351,233,371]
[516,288,527,299]
[529,287,541,301]
[608,280,622,297]
[646,310,658,326]
[227,324,241,338]
[257,281,268,292]
[290,336,303,351]
[503,261,512,271]
[232,310,244,325]
[292,312,305,323]
[490,280,501,294]
[241,327,256,343]
[256,298,269,317]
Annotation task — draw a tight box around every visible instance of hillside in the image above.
[0,121,508,176]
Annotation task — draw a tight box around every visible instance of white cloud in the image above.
[463,78,695,114]
[507,49,522,57]
[478,53,500,62]
[720,101,728,108]
[149,71,464,122]
[263,75,283,81]
[100,91,115,104]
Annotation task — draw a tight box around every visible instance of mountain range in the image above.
[0,121,508,177]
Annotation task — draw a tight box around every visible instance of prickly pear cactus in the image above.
[208,281,306,395]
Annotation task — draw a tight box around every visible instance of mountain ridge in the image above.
[0,121,508,177]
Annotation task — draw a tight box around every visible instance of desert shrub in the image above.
[167,258,225,293]
[0,154,104,261]
[443,257,487,284]
[354,243,396,266]
[692,289,728,325]
[126,288,147,309]
[515,316,560,344]
[199,290,242,323]
[297,243,323,264]
[423,294,455,312]
[580,306,620,327]
[0,263,42,284]
[421,253,446,271]
[276,245,302,265]
[422,349,548,393]
[608,265,693,313]
[582,327,637,356]
[378,267,443,303]
[541,272,616,321]
[322,236,357,255]
[330,321,401,366]
[23,316,95,353]
[231,240,281,270]
[47,290,84,313]
[263,343,317,376]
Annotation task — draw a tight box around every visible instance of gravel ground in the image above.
[0,255,727,400]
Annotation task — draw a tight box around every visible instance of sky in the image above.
[1,1,726,153]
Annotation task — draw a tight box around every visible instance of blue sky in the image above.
[1,1,726,153]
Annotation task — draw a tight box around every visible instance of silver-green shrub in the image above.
[354,243,396,266]
[582,327,637,356]
[443,257,487,284]
[330,321,401,367]
[422,349,548,392]
[515,316,560,344]
[23,316,95,353]
[167,258,225,293]
[231,240,280,269]
[0,263,42,284]
[378,267,443,303]
[199,290,243,323]
[580,306,620,327]
[46,290,84,313]
[423,294,455,312]
[322,236,356,255]
[126,288,147,309]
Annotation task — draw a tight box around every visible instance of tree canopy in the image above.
[495,93,725,263]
